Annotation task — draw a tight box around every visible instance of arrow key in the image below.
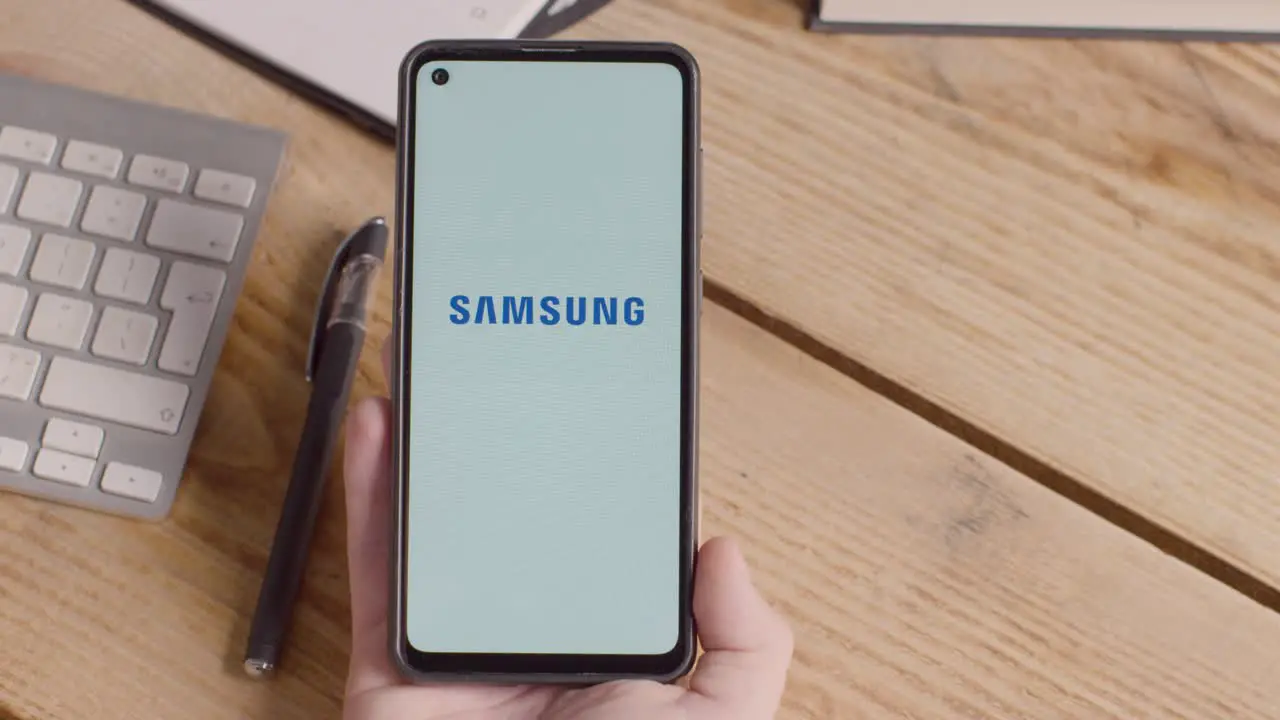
[43,418,104,458]
[101,462,164,503]
[33,448,95,487]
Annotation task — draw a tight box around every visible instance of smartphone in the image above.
[389,40,701,684]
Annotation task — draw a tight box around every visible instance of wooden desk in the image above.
[2,1,1278,718]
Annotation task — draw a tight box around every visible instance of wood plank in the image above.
[567,0,1280,589]
[700,306,1280,719]
[0,1,1277,718]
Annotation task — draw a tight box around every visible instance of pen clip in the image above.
[306,226,361,383]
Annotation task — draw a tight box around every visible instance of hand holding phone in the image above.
[340,360,794,718]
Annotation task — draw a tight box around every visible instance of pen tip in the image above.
[243,658,275,679]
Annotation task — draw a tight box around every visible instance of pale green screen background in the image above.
[406,58,685,655]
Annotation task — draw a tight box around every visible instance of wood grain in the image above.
[1,1,1279,718]
[8,288,1280,719]
[563,0,1280,593]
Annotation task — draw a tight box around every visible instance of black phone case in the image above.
[389,38,702,686]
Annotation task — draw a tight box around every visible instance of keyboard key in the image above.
[80,185,147,241]
[0,223,32,276]
[32,448,95,487]
[0,343,40,400]
[101,462,163,503]
[94,248,160,305]
[16,172,82,227]
[145,199,243,263]
[92,306,157,365]
[61,140,124,179]
[28,234,96,290]
[127,154,189,193]
[0,163,18,212]
[42,418,105,458]
[0,282,28,336]
[194,168,256,208]
[0,437,28,472]
[26,293,93,350]
[0,126,57,164]
[159,261,225,376]
[39,356,190,435]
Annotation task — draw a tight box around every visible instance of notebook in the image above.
[129,0,616,138]
[808,0,1280,39]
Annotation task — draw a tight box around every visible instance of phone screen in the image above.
[398,49,697,668]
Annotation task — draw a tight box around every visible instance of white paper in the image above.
[147,0,551,125]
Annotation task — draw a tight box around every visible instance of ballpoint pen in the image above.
[243,216,389,678]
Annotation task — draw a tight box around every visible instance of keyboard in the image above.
[0,73,286,519]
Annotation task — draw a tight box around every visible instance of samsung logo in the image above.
[449,294,646,326]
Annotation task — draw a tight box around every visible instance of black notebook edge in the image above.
[806,0,1280,42]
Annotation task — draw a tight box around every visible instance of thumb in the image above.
[342,395,399,697]
[683,537,793,718]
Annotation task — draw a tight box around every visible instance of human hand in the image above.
[339,341,793,719]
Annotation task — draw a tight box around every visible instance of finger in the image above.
[342,395,399,696]
[683,537,793,718]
